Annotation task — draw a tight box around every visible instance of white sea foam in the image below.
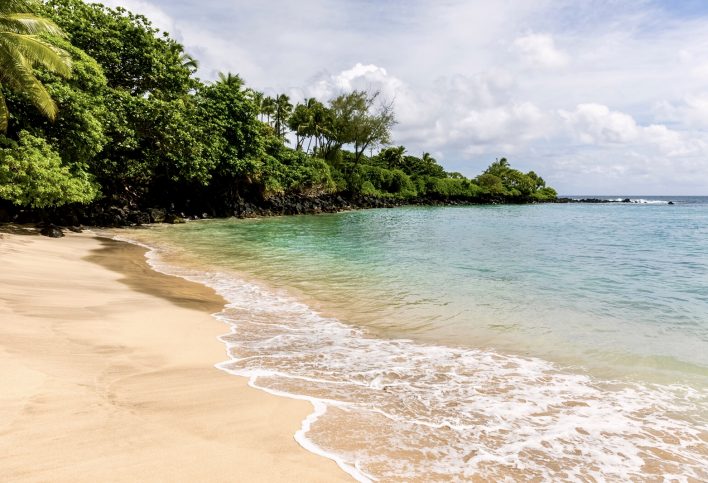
[115,234,708,481]
[609,198,671,204]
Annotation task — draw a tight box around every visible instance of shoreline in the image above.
[2,192,556,228]
[112,218,708,480]
[1,194,683,233]
[0,229,349,482]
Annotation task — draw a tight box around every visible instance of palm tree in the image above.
[273,93,292,138]
[217,72,243,88]
[246,89,264,121]
[0,0,73,132]
[261,96,275,126]
[382,145,406,169]
[302,97,329,154]
[287,101,310,149]
[179,53,199,74]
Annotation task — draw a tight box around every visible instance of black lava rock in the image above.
[40,225,64,238]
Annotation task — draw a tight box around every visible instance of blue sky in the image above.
[100,0,708,194]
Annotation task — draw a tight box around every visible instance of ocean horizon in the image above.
[120,199,708,480]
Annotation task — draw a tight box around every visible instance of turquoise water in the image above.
[121,198,708,480]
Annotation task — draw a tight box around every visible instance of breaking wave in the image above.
[117,235,708,482]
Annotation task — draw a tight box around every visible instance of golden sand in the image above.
[0,229,349,482]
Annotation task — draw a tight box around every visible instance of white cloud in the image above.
[99,0,175,32]
[513,33,568,68]
[560,103,640,144]
[293,62,555,166]
[299,63,404,102]
[655,93,708,129]
[86,0,708,194]
[560,103,706,157]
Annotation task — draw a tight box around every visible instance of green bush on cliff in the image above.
[261,150,336,196]
[352,165,417,198]
[0,131,99,208]
[532,187,558,201]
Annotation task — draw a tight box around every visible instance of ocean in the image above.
[119,196,708,481]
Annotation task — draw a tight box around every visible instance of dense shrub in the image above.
[0,132,98,208]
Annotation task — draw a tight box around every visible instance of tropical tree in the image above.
[261,96,275,126]
[380,145,406,169]
[304,97,330,155]
[398,152,446,178]
[197,73,263,188]
[43,0,193,97]
[217,72,242,88]
[0,0,72,131]
[273,93,292,138]
[288,101,310,150]
[179,53,199,74]
[247,89,264,121]
[476,158,552,198]
[327,90,395,168]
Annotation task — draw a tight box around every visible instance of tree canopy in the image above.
[0,0,557,215]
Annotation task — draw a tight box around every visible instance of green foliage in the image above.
[272,93,292,139]
[6,36,108,167]
[197,74,263,180]
[90,89,212,195]
[260,146,336,196]
[287,97,331,153]
[0,0,72,131]
[0,131,98,207]
[474,158,554,199]
[360,180,378,196]
[405,153,447,178]
[378,145,406,169]
[327,91,395,165]
[43,0,194,97]
[532,187,558,201]
[352,165,417,198]
[426,177,482,198]
[0,0,556,212]
[476,173,507,195]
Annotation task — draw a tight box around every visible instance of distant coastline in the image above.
[1,193,695,234]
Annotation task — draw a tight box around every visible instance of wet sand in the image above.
[0,229,349,482]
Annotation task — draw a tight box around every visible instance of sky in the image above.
[99,0,708,195]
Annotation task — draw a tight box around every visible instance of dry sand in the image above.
[0,228,349,482]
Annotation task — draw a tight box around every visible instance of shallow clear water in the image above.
[120,197,708,481]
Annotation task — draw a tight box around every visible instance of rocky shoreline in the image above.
[555,197,674,204]
[0,194,674,238]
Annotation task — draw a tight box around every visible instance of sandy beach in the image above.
[0,228,348,482]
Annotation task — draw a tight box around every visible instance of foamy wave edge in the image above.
[112,234,707,481]
[609,198,672,204]
[112,234,374,482]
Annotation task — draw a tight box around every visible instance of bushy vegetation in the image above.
[0,0,556,215]
[0,131,98,207]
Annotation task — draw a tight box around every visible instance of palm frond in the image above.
[0,32,71,77]
[0,43,58,119]
[0,13,66,36]
[0,1,37,14]
[0,1,71,126]
[179,52,199,71]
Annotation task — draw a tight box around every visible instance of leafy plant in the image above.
[0,130,98,207]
